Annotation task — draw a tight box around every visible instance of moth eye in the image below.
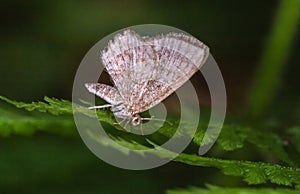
[131,117,141,126]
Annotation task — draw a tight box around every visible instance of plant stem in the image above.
[247,0,300,117]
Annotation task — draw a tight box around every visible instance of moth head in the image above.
[131,114,141,126]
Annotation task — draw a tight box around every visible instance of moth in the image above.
[85,30,209,126]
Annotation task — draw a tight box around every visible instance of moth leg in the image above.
[141,116,172,126]
[113,119,131,132]
[140,123,144,135]
[123,119,130,130]
[113,118,126,126]
[88,104,113,109]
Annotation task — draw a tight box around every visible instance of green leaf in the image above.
[167,184,299,194]
[173,153,300,188]
[0,96,300,188]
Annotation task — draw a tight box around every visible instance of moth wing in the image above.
[85,83,123,105]
[101,30,209,113]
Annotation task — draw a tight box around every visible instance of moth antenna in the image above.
[88,104,113,109]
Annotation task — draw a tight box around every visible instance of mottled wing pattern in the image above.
[150,33,209,87]
[101,31,143,100]
[85,83,123,105]
[101,30,209,114]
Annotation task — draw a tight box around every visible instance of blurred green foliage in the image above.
[248,0,300,117]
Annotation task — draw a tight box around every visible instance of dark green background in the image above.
[1,0,299,193]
